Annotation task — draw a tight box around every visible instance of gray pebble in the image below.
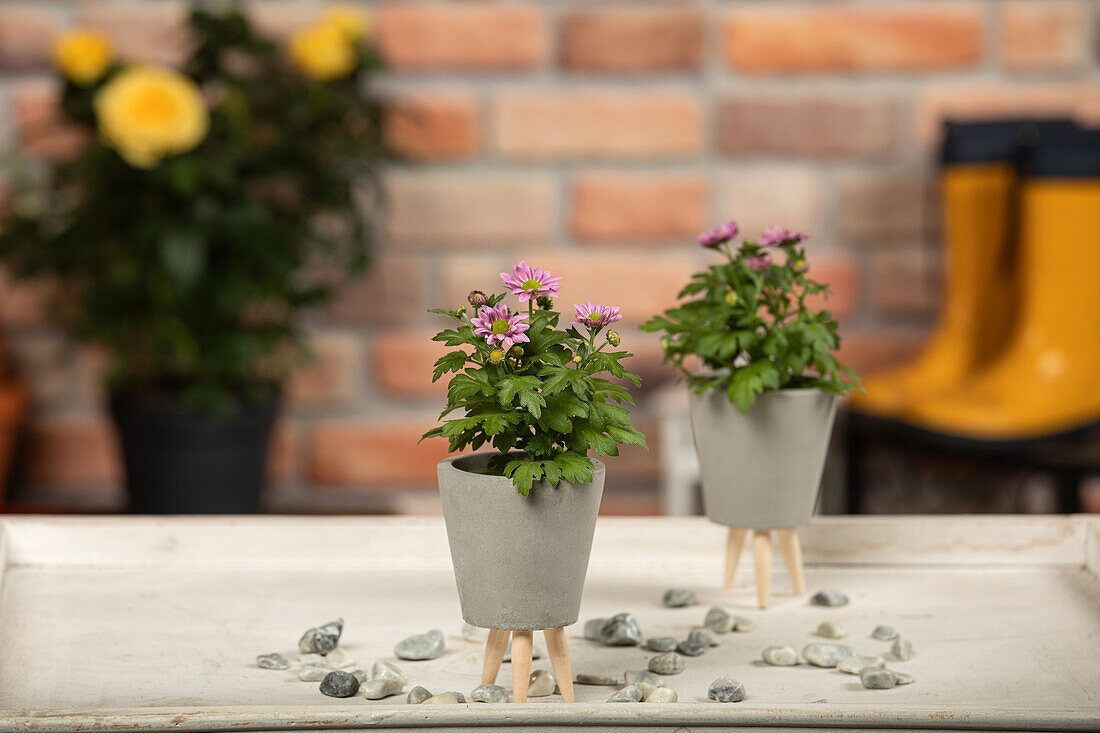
[732,615,756,632]
[837,655,885,675]
[801,643,855,668]
[325,648,355,669]
[687,628,720,647]
[361,678,402,699]
[600,613,643,646]
[298,664,329,682]
[298,653,328,667]
[860,667,897,689]
[371,660,406,685]
[502,639,544,662]
[871,625,898,641]
[350,668,368,683]
[528,669,555,697]
[645,636,679,652]
[644,686,678,702]
[407,686,432,704]
[624,670,662,687]
[676,640,706,657]
[319,670,359,698]
[894,671,915,685]
[395,629,445,661]
[575,673,620,686]
[662,588,696,608]
[708,677,745,703]
[891,638,913,661]
[648,652,685,675]
[256,653,290,670]
[423,691,464,704]
[607,685,643,702]
[299,618,343,655]
[470,683,509,703]
[815,621,847,639]
[583,618,606,641]
[761,645,799,666]
[636,681,656,700]
[462,623,489,643]
[704,606,734,633]
[810,590,849,607]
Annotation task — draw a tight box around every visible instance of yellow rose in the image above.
[53,29,113,86]
[321,4,370,40]
[289,23,355,80]
[94,66,209,169]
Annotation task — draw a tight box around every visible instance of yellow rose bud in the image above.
[53,30,113,86]
[289,23,356,80]
[321,4,370,40]
[725,291,737,306]
[94,66,209,169]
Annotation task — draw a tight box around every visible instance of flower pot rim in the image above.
[439,451,605,484]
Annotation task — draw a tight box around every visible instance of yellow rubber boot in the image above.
[908,129,1100,438]
[852,119,1077,418]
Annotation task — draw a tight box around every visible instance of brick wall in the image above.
[1,0,1098,513]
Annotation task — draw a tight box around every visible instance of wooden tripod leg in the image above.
[543,628,574,703]
[724,528,749,589]
[776,528,806,596]
[510,630,533,702]
[482,628,509,684]
[753,530,772,609]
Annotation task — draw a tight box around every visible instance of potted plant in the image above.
[642,222,859,607]
[422,261,647,701]
[0,6,384,513]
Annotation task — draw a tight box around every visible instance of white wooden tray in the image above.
[1,515,1097,732]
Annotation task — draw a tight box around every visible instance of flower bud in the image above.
[468,290,489,307]
[536,295,553,311]
[606,330,621,347]
[572,355,582,364]
[510,345,524,357]
[488,348,505,364]
[725,291,737,306]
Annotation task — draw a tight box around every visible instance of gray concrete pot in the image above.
[688,388,837,530]
[437,453,605,631]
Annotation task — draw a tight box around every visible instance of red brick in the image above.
[386,95,479,161]
[599,490,662,516]
[805,256,859,321]
[916,84,1100,146]
[724,6,983,74]
[561,9,703,72]
[717,95,899,158]
[25,416,121,487]
[719,168,822,240]
[495,91,703,160]
[571,173,708,243]
[836,328,927,376]
[326,255,426,327]
[377,3,546,70]
[267,421,298,485]
[12,82,89,162]
[386,172,554,248]
[839,172,934,245]
[4,335,71,408]
[0,268,57,328]
[77,1,190,67]
[250,1,327,39]
[599,416,660,489]
[869,249,941,319]
[287,331,364,408]
[371,330,446,399]
[1001,1,1087,71]
[309,418,454,487]
[0,6,65,71]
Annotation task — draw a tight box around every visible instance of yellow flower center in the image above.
[491,318,510,335]
[488,349,505,364]
[794,259,805,269]
[725,292,737,306]
[522,279,541,292]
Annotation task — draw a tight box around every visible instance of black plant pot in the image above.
[109,390,279,514]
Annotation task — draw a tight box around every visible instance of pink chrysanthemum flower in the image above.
[760,226,807,247]
[698,220,740,248]
[746,255,773,271]
[500,260,563,302]
[573,301,623,328]
[472,303,530,351]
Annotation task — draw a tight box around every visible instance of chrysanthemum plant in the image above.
[0,5,384,410]
[422,262,648,496]
[641,223,861,412]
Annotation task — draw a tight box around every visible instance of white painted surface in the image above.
[0,516,1097,731]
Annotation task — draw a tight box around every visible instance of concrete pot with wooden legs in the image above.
[437,453,605,703]
[689,388,838,609]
